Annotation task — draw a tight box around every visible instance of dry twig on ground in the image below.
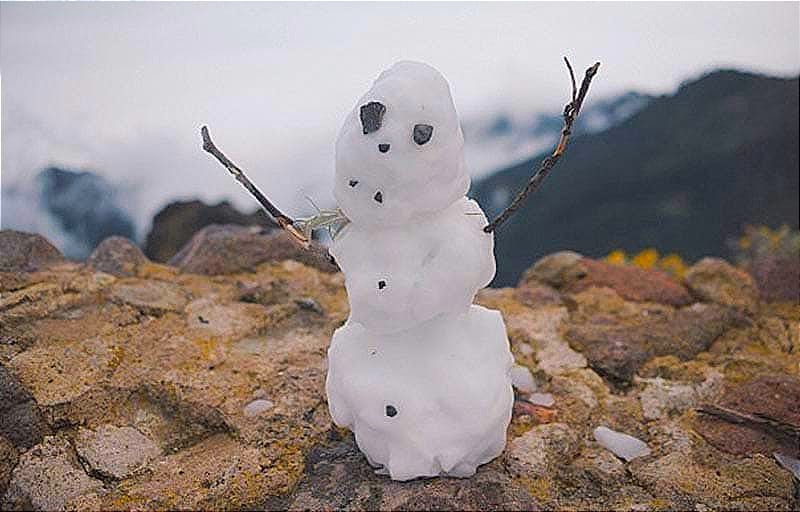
[484,58,601,234]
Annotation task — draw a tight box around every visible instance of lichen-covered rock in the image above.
[747,252,800,303]
[633,450,796,510]
[289,434,541,511]
[75,425,160,480]
[0,230,65,272]
[2,436,104,511]
[86,237,148,277]
[108,279,189,315]
[521,251,585,289]
[506,423,580,477]
[685,257,759,310]
[565,295,742,386]
[1,233,798,511]
[0,437,17,498]
[0,366,48,449]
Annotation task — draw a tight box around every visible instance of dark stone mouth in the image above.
[378,144,390,153]
[373,191,383,203]
[378,280,387,290]
[348,179,359,188]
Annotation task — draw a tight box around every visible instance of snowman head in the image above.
[334,61,470,227]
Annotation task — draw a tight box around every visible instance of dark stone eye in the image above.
[413,124,433,145]
[360,102,386,134]
[373,191,383,203]
[378,144,390,153]
[386,405,397,417]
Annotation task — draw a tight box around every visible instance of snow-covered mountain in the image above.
[462,91,653,178]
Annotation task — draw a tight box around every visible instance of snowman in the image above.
[325,61,514,481]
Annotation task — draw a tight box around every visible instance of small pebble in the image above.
[510,364,536,393]
[527,392,555,407]
[413,123,433,145]
[593,426,651,461]
[244,399,274,417]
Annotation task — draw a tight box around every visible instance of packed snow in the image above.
[326,61,514,480]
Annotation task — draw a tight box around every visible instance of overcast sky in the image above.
[2,1,799,232]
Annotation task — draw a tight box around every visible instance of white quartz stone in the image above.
[527,393,555,407]
[593,426,651,461]
[510,364,537,393]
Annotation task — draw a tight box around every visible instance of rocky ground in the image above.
[1,228,798,511]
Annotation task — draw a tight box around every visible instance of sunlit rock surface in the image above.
[0,229,798,510]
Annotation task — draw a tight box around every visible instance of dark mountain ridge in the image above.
[473,69,800,286]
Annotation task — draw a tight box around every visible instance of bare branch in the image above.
[200,126,309,246]
[484,59,600,234]
[564,56,577,104]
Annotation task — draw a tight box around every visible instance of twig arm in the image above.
[200,126,309,246]
[484,59,600,234]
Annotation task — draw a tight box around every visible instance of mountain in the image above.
[2,167,135,260]
[472,70,800,287]
[462,91,653,177]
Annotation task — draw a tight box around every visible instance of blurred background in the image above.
[2,2,798,286]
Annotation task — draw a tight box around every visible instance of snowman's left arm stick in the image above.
[484,59,600,233]
[200,126,309,247]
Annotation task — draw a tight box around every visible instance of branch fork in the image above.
[483,58,600,233]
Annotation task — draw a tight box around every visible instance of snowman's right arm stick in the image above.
[200,126,339,270]
[484,59,600,233]
[201,125,309,246]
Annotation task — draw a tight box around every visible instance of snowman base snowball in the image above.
[326,305,514,480]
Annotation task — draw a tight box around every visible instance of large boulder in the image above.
[168,224,336,275]
[86,236,149,277]
[0,230,64,272]
[522,252,693,306]
[144,200,276,262]
[684,257,758,310]
[748,252,800,303]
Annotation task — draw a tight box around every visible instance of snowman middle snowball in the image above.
[326,61,514,481]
